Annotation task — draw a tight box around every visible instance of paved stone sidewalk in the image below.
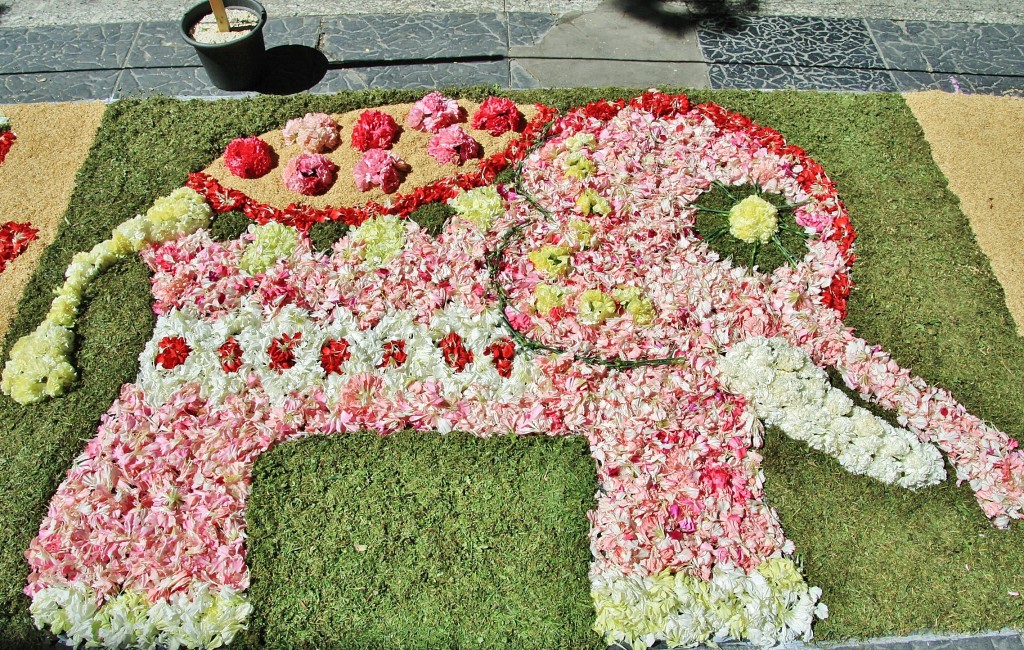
[0,2,1022,101]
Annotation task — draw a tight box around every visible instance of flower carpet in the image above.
[1,88,1024,650]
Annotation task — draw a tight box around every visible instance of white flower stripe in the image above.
[719,338,946,490]
[137,301,540,409]
[30,582,251,650]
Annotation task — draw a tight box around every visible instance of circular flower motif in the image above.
[267,333,301,371]
[470,97,521,136]
[353,149,409,194]
[223,137,274,179]
[320,338,351,374]
[426,126,482,166]
[406,91,462,133]
[728,195,779,244]
[155,336,190,369]
[351,110,401,152]
[218,337,244,373]
[437,332,473,372]
[282,112,340,153]
[282,153,337,196]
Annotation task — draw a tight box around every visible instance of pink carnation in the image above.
[470,96,522,136]
[406,91,462,133]
[351,109,401,152]
[223,136,275,179]
[353,149,410,193]
[427,125,482,166]
[282,112,340,153]
[282,153,337,195]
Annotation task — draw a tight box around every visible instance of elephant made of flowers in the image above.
[7,92,1023,650]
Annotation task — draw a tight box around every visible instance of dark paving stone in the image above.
[0,23,137,74]
[709,63,897,91]
[514,57,709,89]
[891,70,1024,96]
[313,60,510,92]
[0,70,119,102]
[113,67,257,99]
[867,20,1024,76]
[320,13,507,64]
[697,16,886,69]
[831,633,1024,650]
[508,12,560,47]
[125,17,321,69]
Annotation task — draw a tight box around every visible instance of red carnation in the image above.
[470,97,522,136]
[438,332,473,372]
[351,110,401,152]
[484,337,515,378]
[0,131,16,166]
[268,332,302,371]
[155,336,191,370]
[218,337,244,373]
[582,99,624,121]
[320,338,352,374]
[224,137,275,179]
[0,221,38,274]
[630,91,689,118]
[378,340,408,369]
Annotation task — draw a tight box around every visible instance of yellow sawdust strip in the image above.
[905,91,1024,334]
[0,102,106,345]
[203,100,538,209]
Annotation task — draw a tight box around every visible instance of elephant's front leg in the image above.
[783,302,1024,527]
[24,383,311,649]
[583,368,826,648]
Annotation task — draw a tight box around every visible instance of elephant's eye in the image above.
[693,181,812,272]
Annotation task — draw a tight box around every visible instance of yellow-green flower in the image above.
[728,194,778,244]
[576,189,611,217]
[565,152,596,180]
[240,222,300,275]
[528,245,573,278]
[352,214,407,269]
[533,283,568,315]
[613,286,656,325]
[448,185,503,232]
[568,219,595,248]
[565,132,597,152]
[578,289,617,325]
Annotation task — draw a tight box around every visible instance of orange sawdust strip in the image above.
[904,91,1024,334]
[0,102,107,346]
[202,101,538,210]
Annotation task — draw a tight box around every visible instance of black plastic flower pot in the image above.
[180,0,268,91]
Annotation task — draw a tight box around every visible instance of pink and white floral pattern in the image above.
[22,92,1024,649]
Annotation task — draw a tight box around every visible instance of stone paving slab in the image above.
[866,20,1024,77]
[697,16,887,70]
[0,22,138,74]
[509,3,704,62]
[124,16,321,69]
[508,12,561,48]
[314,60,510,92]
[0,70,121,102]
[512,58,709,89]
[708,63,898,92]
[113,67,257,100]
[890,70,1024,97]
[320,13,507,64]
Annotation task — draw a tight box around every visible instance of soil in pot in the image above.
[189,7,259,44]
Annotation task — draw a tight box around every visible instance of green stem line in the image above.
[485,126,686,370]
[773,234,799,268]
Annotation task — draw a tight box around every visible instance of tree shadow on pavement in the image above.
[610,0,759,31]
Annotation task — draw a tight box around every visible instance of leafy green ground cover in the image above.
[0,88,1023,647]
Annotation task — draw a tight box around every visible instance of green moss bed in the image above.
[1,88,1023,648]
